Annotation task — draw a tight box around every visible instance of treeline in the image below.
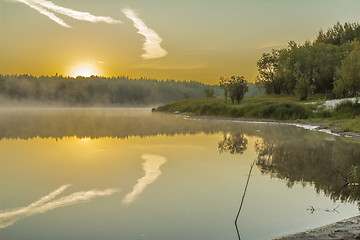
[0,75,217,106]
[257,22,360,100]
[0,75,262,106]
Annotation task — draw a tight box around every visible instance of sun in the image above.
[70,63,100,77]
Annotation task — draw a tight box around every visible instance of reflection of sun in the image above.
[70,63,100,77]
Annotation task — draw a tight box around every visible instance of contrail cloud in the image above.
[122,154,167,204]
[0,184,120,229]
[12,0,122,28]
[122,8,168,60]
[15,0,70,27]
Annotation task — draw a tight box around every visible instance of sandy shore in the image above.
[271,215,360,240]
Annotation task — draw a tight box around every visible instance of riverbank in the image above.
[271,215,360,240]
[154,96,360,135]
[182,115,360,139]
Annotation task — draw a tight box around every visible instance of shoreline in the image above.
[271,215,360,240]
[179,114,360,140]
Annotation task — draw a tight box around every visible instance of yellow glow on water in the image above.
[69,63,100,77]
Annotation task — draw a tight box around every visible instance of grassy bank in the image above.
[154,95,360,134]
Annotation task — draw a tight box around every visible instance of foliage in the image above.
[315,22,360,45]
[156,95,313,120]
[256,49,281,94]
[256,22,360,100]
[0,75,222,106]
[333,100,360,119]
[334,47,360,97]
[219,76,249,104]
[219,76,230,102]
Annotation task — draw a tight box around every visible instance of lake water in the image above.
[0,108,359,240]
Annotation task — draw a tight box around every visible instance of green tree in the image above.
[256,49,281,94]
[335,47,360,97]
[294,62,314,100]
[228,76,249,104]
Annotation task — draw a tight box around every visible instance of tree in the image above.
[256,49,280,94]
[335,47,360,97]
[204,87,215,98]
[219,76,230,102]
[294,62,314,100]
[228,76,249,104]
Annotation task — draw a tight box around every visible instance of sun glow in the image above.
[70,63,100,77]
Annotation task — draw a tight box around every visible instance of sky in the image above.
[2,0,360,84]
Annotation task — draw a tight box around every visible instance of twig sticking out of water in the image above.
[235,160,256,240]
[307,205,339,214]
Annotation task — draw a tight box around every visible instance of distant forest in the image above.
[257,22,360,100]
[0,75,263,106]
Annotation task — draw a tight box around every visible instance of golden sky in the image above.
[2,0,360,84]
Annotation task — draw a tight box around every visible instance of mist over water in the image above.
[0,108,359,240]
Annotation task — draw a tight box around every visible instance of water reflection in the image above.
[0,184,119,229]
[255,136,360,205]
[122,154,167,204]
[218,133,248,154]
[216,130,360,206]
[1,109,360,239]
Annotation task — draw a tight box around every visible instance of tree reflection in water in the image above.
[255,137,360,206]
[218,131,360,239]
[218,132,248,154]
[218,132,250,240]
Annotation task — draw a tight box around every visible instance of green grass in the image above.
[156,95,314,120]
[155,95,360,133]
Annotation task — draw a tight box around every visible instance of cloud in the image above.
[0,184,120,229]
[10,2,168,59]
[12,0,122,28]
[122,154,167,204]
[15,0,70,28]
[122,8,168,60]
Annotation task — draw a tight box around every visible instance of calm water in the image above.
[0,108,359,240]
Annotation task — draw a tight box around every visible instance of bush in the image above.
[333,100,360,118]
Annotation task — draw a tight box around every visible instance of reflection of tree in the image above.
[218,133,248,154]
[255,137,360,204]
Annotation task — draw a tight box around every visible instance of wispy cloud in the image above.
[122,154,167,204]
[0,184,120,229]
[15,0,70,27]
[122,8,168,60]
[12,0,122,28]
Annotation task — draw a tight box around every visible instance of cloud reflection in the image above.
[0,184,119,229]
[122,8,168,59]
[122,154,167,204]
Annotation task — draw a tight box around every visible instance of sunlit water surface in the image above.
[0,108,359,240]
